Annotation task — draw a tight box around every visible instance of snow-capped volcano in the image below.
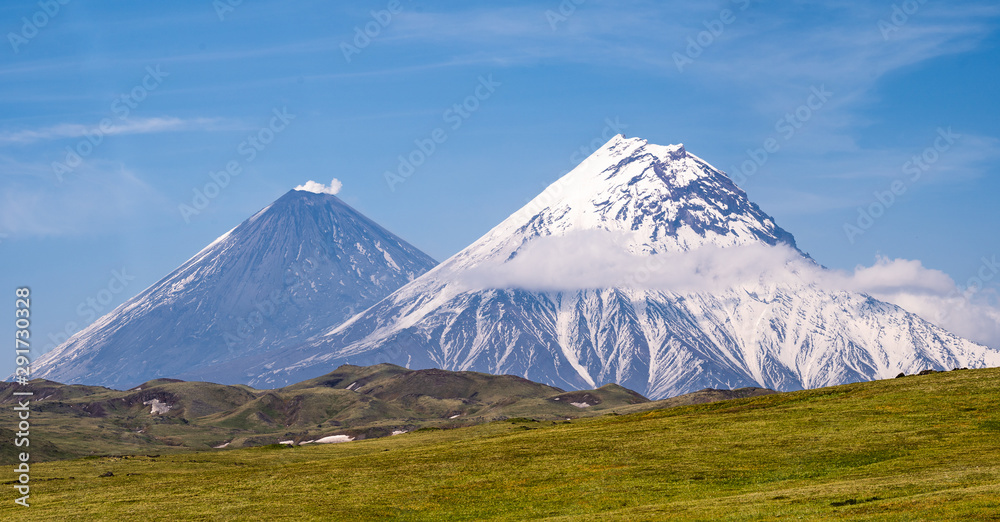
[455,134,798,263]
[245,136,999,397]
[32,189,437,389]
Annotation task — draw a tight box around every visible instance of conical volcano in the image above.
[33,189,437,389]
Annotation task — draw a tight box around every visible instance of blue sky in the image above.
[2,0,999,377]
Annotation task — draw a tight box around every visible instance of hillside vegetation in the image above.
[0,364,656,460]
[2,367,997,520]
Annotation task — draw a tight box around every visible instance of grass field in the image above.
[3,367,999,520]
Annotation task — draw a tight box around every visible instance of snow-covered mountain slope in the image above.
[32,189,438,389]
[450,134,799,266]
[245,135,1000,398]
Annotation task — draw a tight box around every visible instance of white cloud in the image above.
[459,230,1000,349]
[295,178,342,195]
[0,117,230,145]
[461,231,803,293]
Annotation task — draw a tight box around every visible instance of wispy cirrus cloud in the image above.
[0,117,237,145]
[375,2,998,82]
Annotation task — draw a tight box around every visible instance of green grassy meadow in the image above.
[3,368,999,520]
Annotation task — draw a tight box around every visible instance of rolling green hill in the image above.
[0,363,661,460]
[2,367,997,520]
